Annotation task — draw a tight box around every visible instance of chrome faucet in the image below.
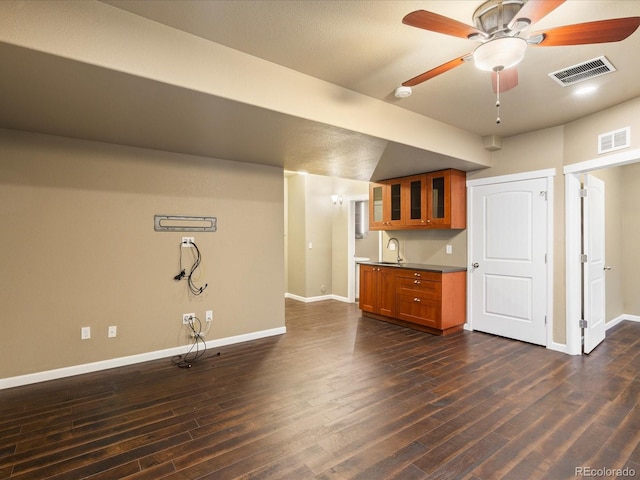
[386,237,402,264]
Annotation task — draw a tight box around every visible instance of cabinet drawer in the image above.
[397,277,441,297]
[396,293,441,328]
[396,270,441,282]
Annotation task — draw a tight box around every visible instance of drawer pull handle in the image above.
[414,280,421,284]
[414,273,421,277]
[414,297,421,302]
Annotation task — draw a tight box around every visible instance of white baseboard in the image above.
[0,326,286,391]
[607,314,640,330]
[285,293,351,303]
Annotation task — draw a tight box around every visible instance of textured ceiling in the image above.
[103,0,640,138]
[1,1,639,181]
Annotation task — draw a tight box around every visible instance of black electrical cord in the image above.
[172,315,206,368]
[174,240,208,295]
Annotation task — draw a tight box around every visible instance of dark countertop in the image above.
[357,261,467,273]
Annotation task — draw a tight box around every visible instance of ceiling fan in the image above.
[401,0,640,100]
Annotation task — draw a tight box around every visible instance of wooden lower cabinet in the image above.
[359,264,396,317]
[359,265,466,335]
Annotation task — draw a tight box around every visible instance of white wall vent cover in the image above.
[548,56,616,87]
[598,127,630,154]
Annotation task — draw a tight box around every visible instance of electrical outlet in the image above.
[181,237,194,247]
[81,327,91,340]
[205,310,213,322]
[182,313,195,324]
[108,326,117,338]
[446,244,453,254]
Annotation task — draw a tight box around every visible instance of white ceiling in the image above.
[1,1,639,181]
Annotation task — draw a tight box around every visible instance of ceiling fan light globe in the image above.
[473,37,527,72]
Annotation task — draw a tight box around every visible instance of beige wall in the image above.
[380,229,467,268]
[0,129,285,379]
[305,175,334,297]
[355,232,379,261]
[564,97,640,165]
[622,163,640,315]
[286,174,306,298]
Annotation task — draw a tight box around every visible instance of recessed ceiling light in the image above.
[574,85,599,96]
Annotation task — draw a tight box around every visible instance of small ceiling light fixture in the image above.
[331,195,343,205]
[394,86,413,98]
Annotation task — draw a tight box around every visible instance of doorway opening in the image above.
[564,147,640,355]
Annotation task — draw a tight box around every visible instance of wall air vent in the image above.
[548,56,616,87]
[598,127,630,154]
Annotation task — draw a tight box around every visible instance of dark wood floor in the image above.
[1,299,640,480]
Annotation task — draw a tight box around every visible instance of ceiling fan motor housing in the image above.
[472,0,527,35]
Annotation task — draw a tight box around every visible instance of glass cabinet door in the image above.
[427,170,451,226]
[432,175,445,220]
[369,182,390,229]
[402,174,427,226]
[389,181,402,222]
[410,179,422,220]
[371,184,384,224]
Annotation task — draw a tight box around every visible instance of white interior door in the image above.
[583,174,606,353]
[471,178,548,346]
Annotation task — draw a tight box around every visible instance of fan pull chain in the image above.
[495,68,501,124]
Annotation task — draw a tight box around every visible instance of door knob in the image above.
[472,262,479,268]
[604,265,612,271]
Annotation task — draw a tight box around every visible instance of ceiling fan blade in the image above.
[492,68,519,94]
[403,10,484,40]
[508,0,565,30]
[532,17,640,46]
[402,54,470,87]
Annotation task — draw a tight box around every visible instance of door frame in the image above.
[466,168,556,349]
[564,147,640,355]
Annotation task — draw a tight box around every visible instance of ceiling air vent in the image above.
[548,56,616,87]
[598,127,630,154]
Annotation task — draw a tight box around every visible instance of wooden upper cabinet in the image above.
[369,169,466,230]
